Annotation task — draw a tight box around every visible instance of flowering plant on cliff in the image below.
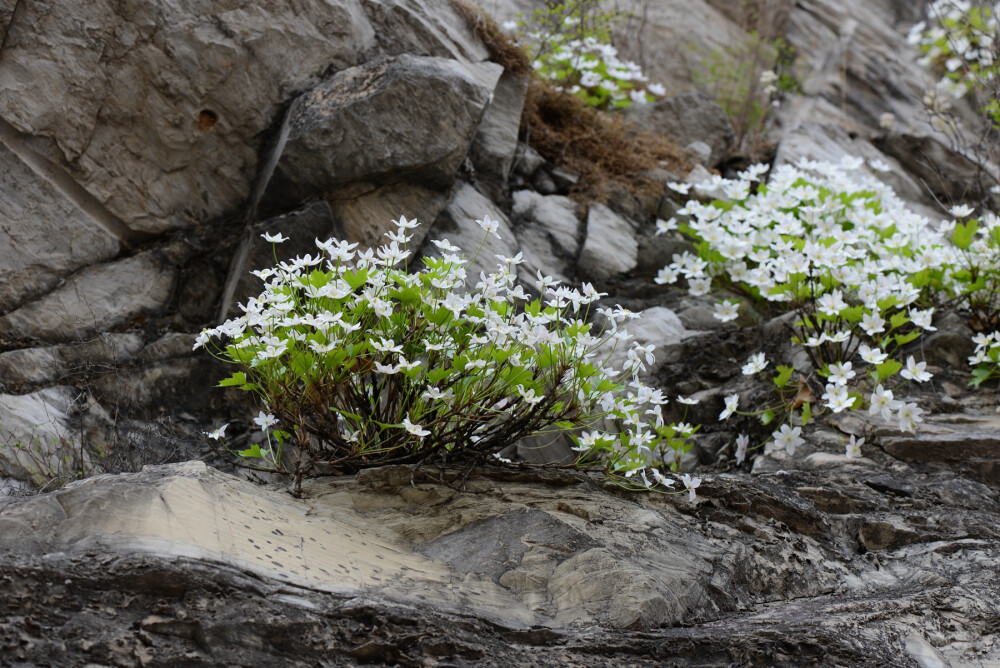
[197,215,694,496]
[660,158,953,455]
[506,0,665,109]
[910,0,1000,127]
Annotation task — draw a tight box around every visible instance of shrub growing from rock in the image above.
[197,216,687,495]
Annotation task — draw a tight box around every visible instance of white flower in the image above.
[516,385,546,406]
[681,473,701,502]
[402,416,431,439]
[713,301,740,322]
[204,423,229,441]
[817,289,848,316]
[193,330,212,350]
[869,385,900,421]
[667,182,691,194]
[647,82,666,96]
[860,312,886,336]
[650,468,674,488]
[676,395,700,405]
[431,238,461,253]
[845,434,864,458]
[654,266,678,284]
[949,203,975,218]
[719,393,739,420]
[476,214,502,240]
[655,217,678,235]
[421,386,454,402]
[827,362,856,386]
[909,308,936,331]
[372,337,403,354]
[900,356,932,382]
[253,411,278,431]
[735,434,749,465]
[495,251,524,266]
[261,231,289,243]
[742,352,768,375]
[859,345,888,365]
[629,88,649,104]
[773,423,803,455]
[688,277,712,296]
[897,402,923,433]
[822,384,854,413]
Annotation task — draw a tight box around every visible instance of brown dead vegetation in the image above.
[450,0,691,197]
[521,80,691,195]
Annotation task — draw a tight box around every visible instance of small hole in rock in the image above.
[197,109,218,131]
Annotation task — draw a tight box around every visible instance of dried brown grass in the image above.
[450,0,690,196]
[522,80,690,195]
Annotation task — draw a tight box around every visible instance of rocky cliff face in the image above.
[2,0,1000,665]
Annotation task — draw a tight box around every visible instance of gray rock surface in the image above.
[627,92,735,167]
[0,143,120,314]
[423,182,518,281]
[0,334,145,392]
[328,181,443,251]
[605,306,698,377]
[220,202,339,319]
[260,55,503,212]
[578,204,638,282]
[773,121,944,219]
[0,0,486,234]
[0,386,86,485]
[511,190,581,257]
[0,252,178,343]
[471,71,529,192]
[2,450,999,665]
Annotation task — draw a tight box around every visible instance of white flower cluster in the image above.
[909,1,1000,111]
[196,215,702,493]
[527,33,665,108]
[662,157,983,454]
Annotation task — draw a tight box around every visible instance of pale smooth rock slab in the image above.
[0,143,120,314]
[0,462,731,631]
[511,190,581,257]
[0,252,178,343]
[578,204,638,282]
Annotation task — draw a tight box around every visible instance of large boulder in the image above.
[3,458,1000,664]
[259,55,504,213]
[627,92,735,167]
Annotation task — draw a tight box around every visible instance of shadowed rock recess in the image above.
[2,0,1000,665]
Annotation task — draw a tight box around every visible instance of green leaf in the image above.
[344,269,369,291]
[760,410,775,426]
[218,372,248,388]
[289,351,314,377]
[951,219,980,250]
[839,305,864,324]
[970,366,994,388]
[239,444,263,459]
[894,331,921,347]
[773,365,794,388]
[876,359,903,381]
[801,402,812,425]
[889,312,909,329]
